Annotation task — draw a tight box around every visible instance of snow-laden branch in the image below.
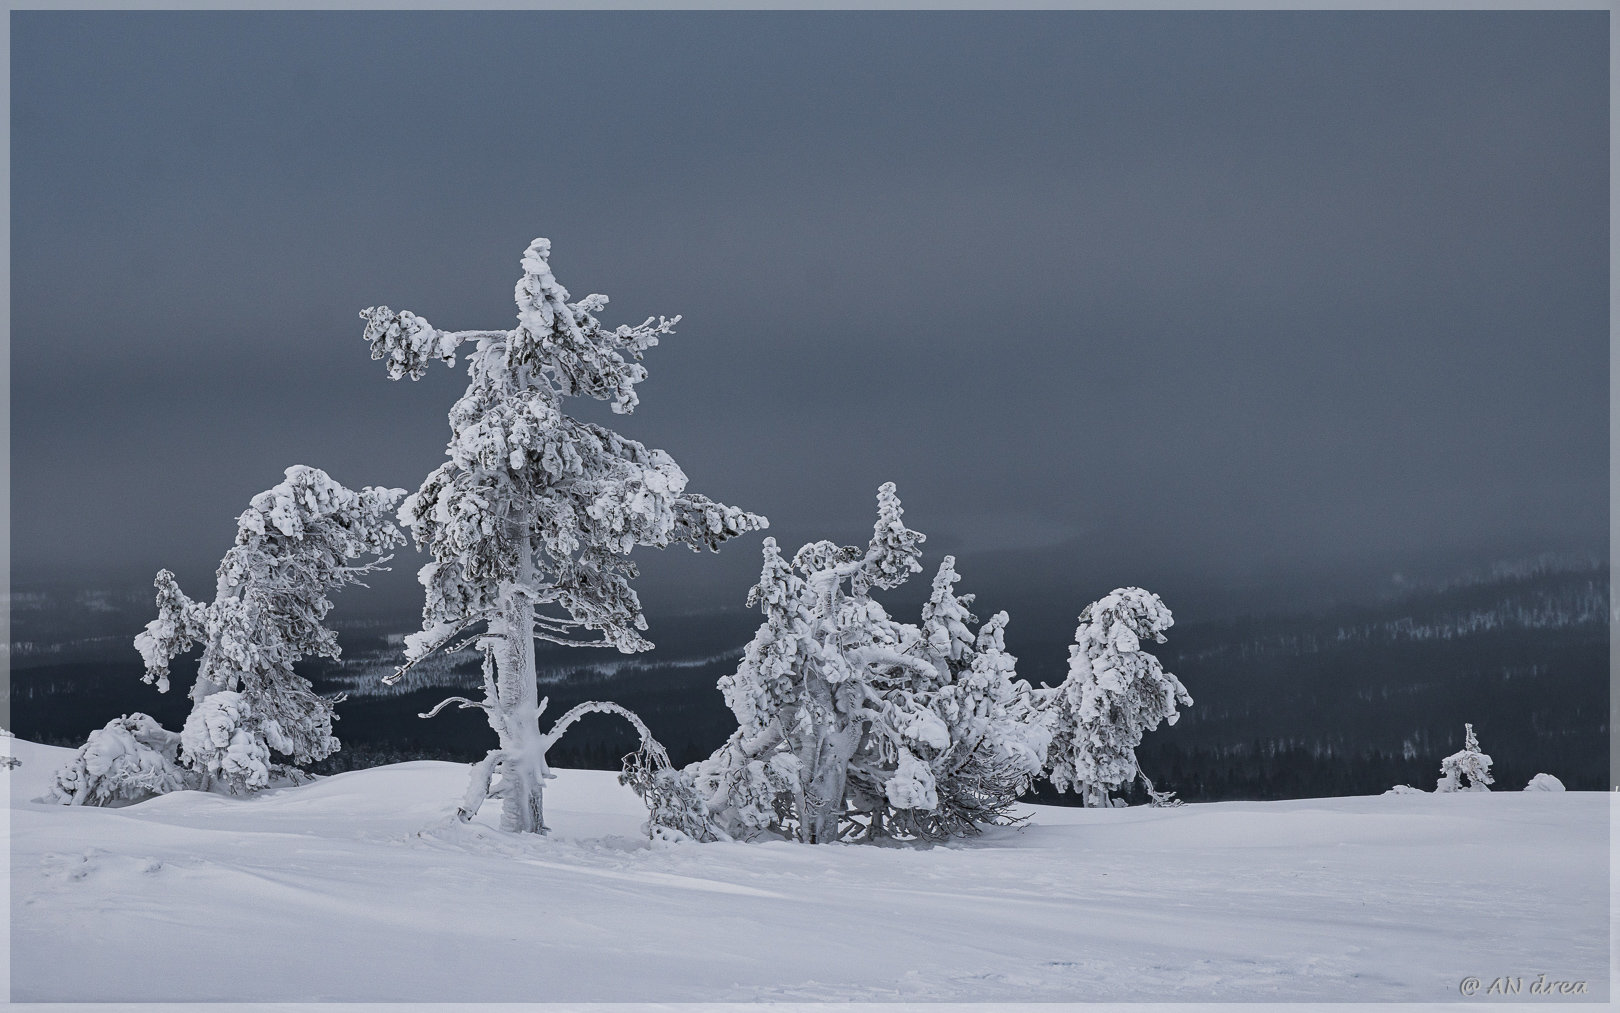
[847,645,939,686]
[383,613,500,686]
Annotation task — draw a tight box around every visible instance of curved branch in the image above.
[848,645,939,686]
[420,695,491,719]
[540,699,668,767]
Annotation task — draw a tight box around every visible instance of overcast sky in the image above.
[10,11,1608,628]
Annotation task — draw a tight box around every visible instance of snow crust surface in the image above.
[5,737,1608,1003]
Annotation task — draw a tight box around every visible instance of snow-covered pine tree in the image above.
[132,466,405,792]
[693,489,1044,843]
[692,485,930,842]
[364,237,766,834]
[1436,722,1493,792]
[1044,587,1189,807]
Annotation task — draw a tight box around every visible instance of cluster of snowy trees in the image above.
[1386,723,1562,795]
[46,237,1196,840]
[679,485,1190,843]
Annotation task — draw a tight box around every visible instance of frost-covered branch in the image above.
[420,696,491,719]
[540,699,664,761]
[385,613,502,686]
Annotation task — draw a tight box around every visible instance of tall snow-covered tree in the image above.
[131,465,405,792]
[364,237,766,834]
[1436,722,1493,792]
[692,487,1044,843]
[1044,587,1189,807]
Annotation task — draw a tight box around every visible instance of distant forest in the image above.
[8,559,1608,803]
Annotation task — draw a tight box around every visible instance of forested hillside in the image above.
[10,559,1607,801]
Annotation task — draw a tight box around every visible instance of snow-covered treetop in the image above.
[854,482,926,594]
[1075,586,1175,653]
[785,483,926,618]
[921,556,977,676]
[365,238,766,655]
[222,465,407,596]
[363,237,677,414]
[746,537,800,616]
[724,483,928,714]
[135,466,406,696]
[1437,722,1494,792]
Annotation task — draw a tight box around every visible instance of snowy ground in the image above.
[4,737,1609,1004]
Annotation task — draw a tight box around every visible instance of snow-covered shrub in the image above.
[134,466,406,793]
[692,488,1047,843]
[45,714,188,806]
[1043,587,1190,807]
[364,237,765,834]
[1,727,18,770]
[1436,723,1493,792]
[1524,772,1565,792]
[1384,784,1427,796]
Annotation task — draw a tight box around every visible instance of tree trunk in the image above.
[485,537,548,834]
[803,720,859,844]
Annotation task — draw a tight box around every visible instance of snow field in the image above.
[5,738,1608,1003]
